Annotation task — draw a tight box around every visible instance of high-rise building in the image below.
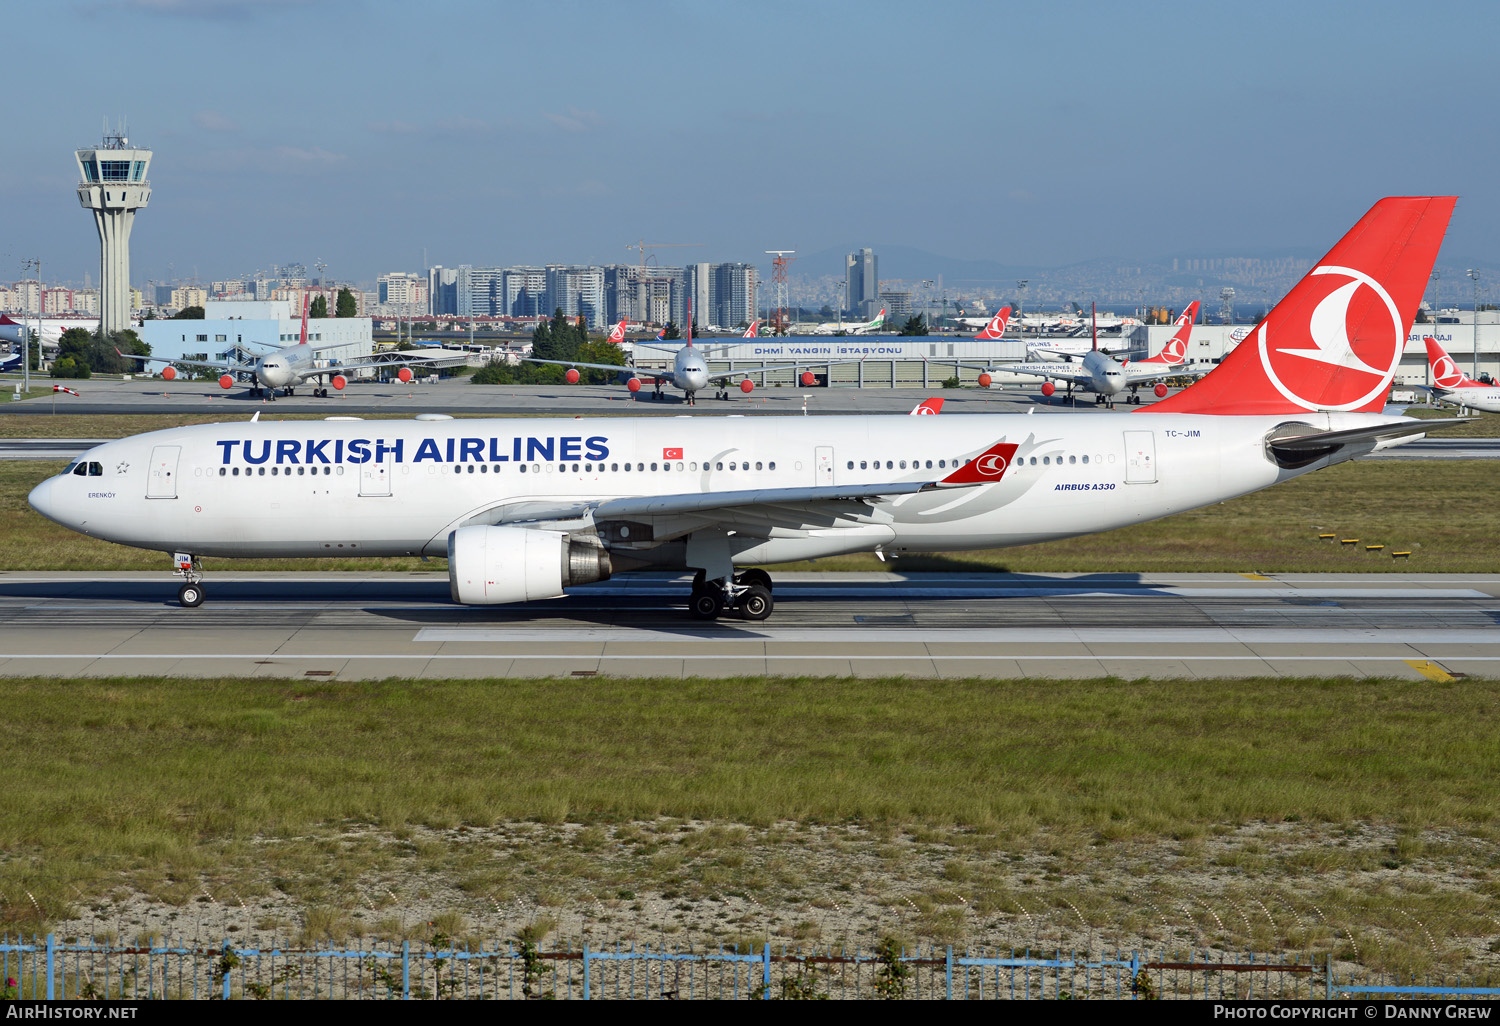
[545,265,606,329]
[377,272,427,311]
[76,130,151,335]
[428,266,460,316]
[502,267,546,317]
[846,247,879,318]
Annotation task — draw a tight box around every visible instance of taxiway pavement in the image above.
[0,571,1492,680]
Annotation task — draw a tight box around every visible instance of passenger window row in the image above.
[218,466,342,476]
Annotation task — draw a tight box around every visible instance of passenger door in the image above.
[1123,430,1157,484]
[146,445,180,499]
[360,460,392,497]
[815,446,835,486]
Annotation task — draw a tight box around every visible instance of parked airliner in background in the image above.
[1419,336,1500,413]
[996,301,1203,406]
[806,308,886,335]
[118,297,451,399]
[972,307,1011,340]
[30,198,1458,623]
[0,315,106,347]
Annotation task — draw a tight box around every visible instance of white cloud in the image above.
[544,107,605,133]
[191,110,239,133]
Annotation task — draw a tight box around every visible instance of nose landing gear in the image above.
[172,552,205,607]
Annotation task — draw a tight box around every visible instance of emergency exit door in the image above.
[815,446,835,485]
[1123,430,1157,484]
[146,445,180,499]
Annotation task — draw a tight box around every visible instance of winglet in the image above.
[932,439,1020,487]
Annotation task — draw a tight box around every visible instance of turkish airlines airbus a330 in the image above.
[29,197,1456,620]
[1418,335,1500,413]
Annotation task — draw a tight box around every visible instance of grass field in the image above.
[1,676,1496,973]
[5,456,1500,573]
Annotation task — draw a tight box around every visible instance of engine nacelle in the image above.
[739,378,754,394]
[448,525,611,605]
[397,366,413,384]
[565,367,581,384]
[332,375,347,390]
[800,370,816,387]
[161,365,177,381]
[1154,382,1169,398]
[977,372,992,388]
[626,376,641,392]
[219,374,235,390]
[1040,381,1056,397]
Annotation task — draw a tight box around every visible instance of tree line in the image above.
[471,308,629,385]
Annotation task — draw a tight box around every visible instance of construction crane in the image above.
[625,242,703,325]
[766,250,796,335]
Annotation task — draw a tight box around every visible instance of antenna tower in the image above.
[765,250,796,335]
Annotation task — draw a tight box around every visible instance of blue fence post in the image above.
[402,941,410,1000]
[222,941,232,1000]
[762,943,771,999]
[582,944,590,1001]
[946,946,953,1000]
[1130,950,1140,1001]
[1326,956,1333,1001]
[45,934,54,1001]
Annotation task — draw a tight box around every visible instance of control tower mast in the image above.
[76,127,151,335]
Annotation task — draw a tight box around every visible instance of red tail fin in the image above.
[1137,300,1199,366]
[1425,335,1475,389]
[1150,197,1455,415]
[298,292,310,346]
[974,306,1012,340]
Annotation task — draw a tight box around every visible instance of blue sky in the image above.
[4,0,1495,286]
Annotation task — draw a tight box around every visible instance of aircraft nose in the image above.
[28,477,57,523]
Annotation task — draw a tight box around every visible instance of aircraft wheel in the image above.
[178,582,205,608]
[737,568,773,592]
[739,585,774,621]
[688,590,723,620]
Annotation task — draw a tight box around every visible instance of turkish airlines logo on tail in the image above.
[1258,265,1404,411]
[743,320,760,338]
[1432,354,1464,388]
[608,320,626,343]
[974,306,1012,340]
[1159,338,1187,362]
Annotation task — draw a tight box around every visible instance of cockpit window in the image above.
[62,462,78,476]
[89,462,104,476]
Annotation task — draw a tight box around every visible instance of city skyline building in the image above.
[76,129,151,335]
[846,247,878,318]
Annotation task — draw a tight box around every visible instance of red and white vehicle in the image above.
[1418,336,1500,413]
[31,197,1458,618]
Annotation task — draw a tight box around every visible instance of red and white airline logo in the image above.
[1258,265,1405,411]
[662,447,684,460]
[608,321,626,343]
[975,453,1008,476]
[914,405,938,415]
[1432,354,1465,389]
[1160,338,1187,362]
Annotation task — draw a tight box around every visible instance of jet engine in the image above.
[332,375,347,390]
[161,366,177,381]
[977,372,992,388]
[800,371,816,386]
[1040,381,1055,397]
[739,378,754,393]
[448,526,611,605]
[626,377,641,393]
[397,367,413,384]
[1154,382,1168,398]
[565,368,581,384]
[219,374,234,389]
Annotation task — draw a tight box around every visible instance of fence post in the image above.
[946,946,953,1000]
[222,941,232,1000]
[1130,950,1140,1001]
[1325,955,1332,1001]
[762,943,771,999]
[45,934,54,1001]
[402,941,410,1000]
[582,944,589,1001]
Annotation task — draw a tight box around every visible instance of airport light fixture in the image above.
[921,279,935,331]
[21,257,40,391]
[1016,280,1028,335]
[1468,268,1481,378]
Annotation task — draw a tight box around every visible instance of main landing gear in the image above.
[688,569,774,621]
[173,552,205,607]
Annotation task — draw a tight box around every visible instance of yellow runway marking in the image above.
[1239,573,1274,581]
[1404,660,1455,681]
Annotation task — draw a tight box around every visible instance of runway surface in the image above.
[1,571,1494,680]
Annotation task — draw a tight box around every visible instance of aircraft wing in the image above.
[322,352,470,374]
[491,439,1019,529]
[524,357,648,377]
[704,358,868,383]
[116,350,252,373]
[1030,343,1126,359]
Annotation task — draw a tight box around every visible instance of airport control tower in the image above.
[76,130,151,335]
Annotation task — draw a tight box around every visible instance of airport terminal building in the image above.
[137,300,374,374]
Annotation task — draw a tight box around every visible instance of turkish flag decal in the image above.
[663,447,684,460]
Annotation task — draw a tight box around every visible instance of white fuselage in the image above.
[30,410,1399,566]
[665,347,710,393]
[1431,386,1500,414]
